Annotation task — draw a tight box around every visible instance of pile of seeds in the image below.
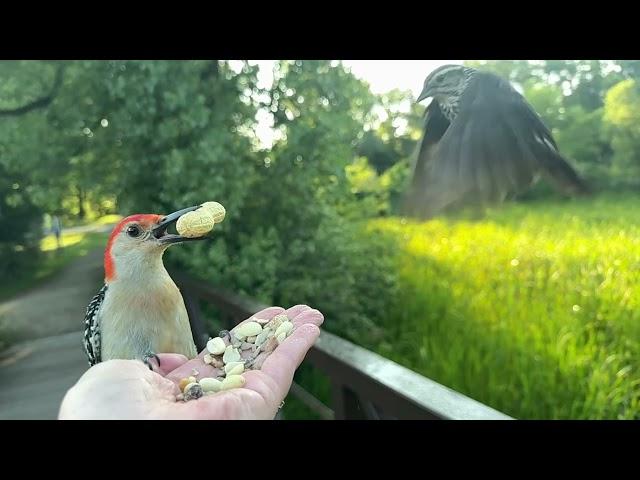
[176,313,295,401]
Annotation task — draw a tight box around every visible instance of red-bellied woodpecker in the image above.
[83,206,207,370]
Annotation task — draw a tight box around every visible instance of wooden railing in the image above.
[172,271,513,420]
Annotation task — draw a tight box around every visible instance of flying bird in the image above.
[403,64,589,219]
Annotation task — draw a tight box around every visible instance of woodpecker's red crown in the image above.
[103,205,207,283]
[104,214,161,282]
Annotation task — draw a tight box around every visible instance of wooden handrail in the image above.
[171,271,513,420]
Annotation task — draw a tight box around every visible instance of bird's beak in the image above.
[416,86,431,103]
[151,205,210,245]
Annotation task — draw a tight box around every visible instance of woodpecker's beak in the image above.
[152,205,210,245]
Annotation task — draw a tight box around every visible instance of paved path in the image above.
[0,248,104,341]
[0,332,87,419]
[0,225,111,419]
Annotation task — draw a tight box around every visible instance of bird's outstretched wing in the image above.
[403,100,451,217]
[408,73,589,217]
[83,284,107,366]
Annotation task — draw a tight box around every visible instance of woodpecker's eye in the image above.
[126,225,142,238]
[434,74,444,84]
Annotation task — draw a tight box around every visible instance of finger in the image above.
[155,353,189,376]
[258,324,321,398]
[245,309,324,370]
[289,308,324,328]
[241,369,281,411]
[284,304,312,320]
[248,306,285,324]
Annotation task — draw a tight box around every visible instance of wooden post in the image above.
[331,382,365,420]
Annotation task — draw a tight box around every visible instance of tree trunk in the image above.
[78,187,86,220]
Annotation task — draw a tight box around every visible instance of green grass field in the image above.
[368,193,640,419]
[283,193,640,419]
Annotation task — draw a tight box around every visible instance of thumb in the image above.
[155,353,190,376]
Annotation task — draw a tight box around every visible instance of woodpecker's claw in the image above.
[143,353,161,371]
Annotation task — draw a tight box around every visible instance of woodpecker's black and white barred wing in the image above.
[83,284,107,366]
[413,72,588,215]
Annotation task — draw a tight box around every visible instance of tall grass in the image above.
[369,193,640,419]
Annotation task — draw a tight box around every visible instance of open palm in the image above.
[59,305,324,420]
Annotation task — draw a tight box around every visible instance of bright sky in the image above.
[239,60,463,148]
[343,60,463,96]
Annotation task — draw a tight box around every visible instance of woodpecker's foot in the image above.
[143,352,161,371]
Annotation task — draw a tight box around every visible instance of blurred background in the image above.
[1,60,639,419]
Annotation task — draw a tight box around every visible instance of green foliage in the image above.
[521,79,564,129]
[603,78,640,182]
[0,162,43,279]
[357,89,422,172]
[4,60,640,418]
[0,61,403,344]
[170,61,401,342]
[555,106,611,184]
[99,61,260,215]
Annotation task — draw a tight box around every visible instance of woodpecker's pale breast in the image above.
[98,269,197,361]
[84,212,202,366]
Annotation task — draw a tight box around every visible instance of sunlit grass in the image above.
[367,193,640,419]
[41,233,86,251]
[54,213,122,229]
[0,232,108,302]
[91,214,122,226]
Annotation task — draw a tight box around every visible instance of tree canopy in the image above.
[2,59,640,340]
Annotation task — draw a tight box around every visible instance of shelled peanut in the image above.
[175,201,226,238]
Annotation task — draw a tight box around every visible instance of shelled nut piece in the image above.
[221,375,246,390]
[175,200,225,238]
[178,311,300,402]
[176,210,215,238]
[200,202,226,223]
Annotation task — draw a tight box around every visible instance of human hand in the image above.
[58,305,323,420]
